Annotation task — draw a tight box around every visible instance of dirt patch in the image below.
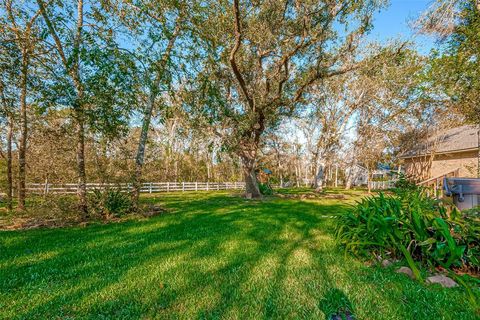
[0,205,170,231]
[276,193,346,200]
[141,204,167,217]
[0,217,80,230]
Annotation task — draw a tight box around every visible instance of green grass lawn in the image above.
[1,190,478,319]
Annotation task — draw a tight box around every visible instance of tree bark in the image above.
[131,23,180,208]
[73,0,88,219]
[75,109,88,219]
[6,115,13,211]
[240,154,261,198]
[345,175,353,190]
[17,51,29,210]
[36,0,88,218]
[367,166,372,194]
[314,163,325,192]
[345,157,357,190]
[132,86,156,207]
[71,0,88,218]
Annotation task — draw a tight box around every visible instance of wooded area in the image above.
[0,0,479,215]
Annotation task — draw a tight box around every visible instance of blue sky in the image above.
[369,0,437,54]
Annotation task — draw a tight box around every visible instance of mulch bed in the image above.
[0,205,169,231]
[276,193,347,200]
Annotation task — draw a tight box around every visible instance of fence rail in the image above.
[417,168,460,198]
[26,182,246,195]
[368,180,397,190]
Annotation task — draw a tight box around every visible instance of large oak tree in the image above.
[191,0,386,197]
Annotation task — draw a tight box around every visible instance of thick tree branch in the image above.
[155,17,182,75]
[229,0,254,111]
[293,64,359,103]
[36,0,68,68]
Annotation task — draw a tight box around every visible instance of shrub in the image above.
[450,208,480,270]
[258,183,273,195]
[392,173,420,196]
[26,195,79,220]
[88,188,133,219]
[336,189,479,277]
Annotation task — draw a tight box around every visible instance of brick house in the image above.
[400,125,479,181]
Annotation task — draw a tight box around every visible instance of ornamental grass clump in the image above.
[336,185,479,279]
[88,187,133,219]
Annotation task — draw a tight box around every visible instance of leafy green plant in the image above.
[258,183,273,195]
[392,173,422,197]
[336,188,479,275]
[88,188,133,218]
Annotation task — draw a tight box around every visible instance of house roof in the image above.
[400,125,479,159]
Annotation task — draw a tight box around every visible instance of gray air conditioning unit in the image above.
[444,178,480,211]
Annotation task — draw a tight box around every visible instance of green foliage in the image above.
[393,173,418,192]
[258,183,273,195]
[336,189,480,275]
[88,188,133,218]
[427,2,480,124]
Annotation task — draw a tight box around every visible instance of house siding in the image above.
[404,150,478,181]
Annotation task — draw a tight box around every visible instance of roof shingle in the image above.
[401,125,479,158]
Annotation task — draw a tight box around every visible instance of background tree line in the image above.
[0,0,478,216]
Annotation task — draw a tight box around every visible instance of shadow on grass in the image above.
[319,289,355,320]
[0,193,477,319]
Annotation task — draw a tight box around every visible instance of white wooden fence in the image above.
[26,182,246,195]
[368,180,397,190]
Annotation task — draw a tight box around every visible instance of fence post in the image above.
[43,181,49,196]
[149,182,152,193]
[217,183,220,190]
[207,182,209,191]
[182,182,185,192]
[195,182,198,191]
[234,181,237,189]
[167,182,170,192]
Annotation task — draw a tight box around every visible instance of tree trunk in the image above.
[72,67,88,218]
[6,115,13,211]
[345,172,353,190]
[240,154,261,198]
[206,157,211,181]
[131,24,179,206]
[35,0,88,218]
[367,166,372,194]
[314,163,325,192]
[74,0,89,220]
[75,110,88,219]
[345,158,357,190]
[17,51,29,210]
[132,86,157,208]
